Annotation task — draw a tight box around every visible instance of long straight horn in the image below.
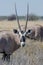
[15,3,21,31]
[25,3,29,32]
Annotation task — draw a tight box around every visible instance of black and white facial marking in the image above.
[19,30,26,47]
[13,29,32,47]
[19,29,32,47]
[13,29,26,47]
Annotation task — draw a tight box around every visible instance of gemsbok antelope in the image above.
[26,24,43,41]
[0,4,30,61]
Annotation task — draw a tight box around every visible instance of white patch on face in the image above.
[23,32,26,36]
[21,42,25,47]
[19,32,22,37]
[18,29,22,36]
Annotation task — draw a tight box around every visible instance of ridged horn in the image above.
[15,3,21,31]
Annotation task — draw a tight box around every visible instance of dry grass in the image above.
[0,20,43,65]
[0,20,43,30]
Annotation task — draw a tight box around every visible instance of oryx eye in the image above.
[28,30,31,33]
[13,29,18,33]
[21,31,24,34]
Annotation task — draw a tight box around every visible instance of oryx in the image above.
[14,3,29,47]
[0,4,30,61]
[26,24,43,41]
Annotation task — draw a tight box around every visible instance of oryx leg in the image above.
[2,51,10,61]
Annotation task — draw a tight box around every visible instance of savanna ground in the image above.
[0,20,43,65]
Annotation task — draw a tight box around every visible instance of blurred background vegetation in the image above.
[0,14,43,21]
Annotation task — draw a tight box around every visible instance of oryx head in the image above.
[13,4,30,47]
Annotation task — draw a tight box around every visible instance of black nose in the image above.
[22,36,25,42]
[22,44,25,47]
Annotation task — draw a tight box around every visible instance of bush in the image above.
[8,15,16,21]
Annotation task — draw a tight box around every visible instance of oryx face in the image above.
[13,29,26,47]
[14,3,29,47]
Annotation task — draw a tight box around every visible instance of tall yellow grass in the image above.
[0,20,43,30]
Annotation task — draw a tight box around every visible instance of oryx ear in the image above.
[13,29,19,34]
[25,29,32,38]
[26,29,32,34]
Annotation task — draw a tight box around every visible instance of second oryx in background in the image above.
[26,24,43,41]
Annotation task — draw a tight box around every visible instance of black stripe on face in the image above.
[20,36,25,42]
